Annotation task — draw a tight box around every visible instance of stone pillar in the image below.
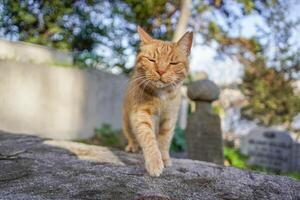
[185,79,224,165]
[177,86,188,129]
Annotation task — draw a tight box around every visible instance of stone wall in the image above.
[0,60,128,140]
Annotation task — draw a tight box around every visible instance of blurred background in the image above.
[0,0,299,179]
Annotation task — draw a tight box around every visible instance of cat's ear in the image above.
[137,26,153,44]
[177,32,193,56]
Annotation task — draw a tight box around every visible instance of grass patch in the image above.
[76,124,126,149]
[170,127,187,152]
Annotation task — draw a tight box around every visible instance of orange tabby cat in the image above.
[122,26,193,177]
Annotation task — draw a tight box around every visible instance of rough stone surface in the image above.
[187,79,220,101]
[0,131,299,200]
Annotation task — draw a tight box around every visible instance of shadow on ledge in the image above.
[0,130,299,200]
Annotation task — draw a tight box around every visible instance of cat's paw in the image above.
[163,158,172,167]
[145,156,164,177]
[125,143,139,153]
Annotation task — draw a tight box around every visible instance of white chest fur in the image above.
[157,90,168,100]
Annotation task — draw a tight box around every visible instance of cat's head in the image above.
[135,26,193,89]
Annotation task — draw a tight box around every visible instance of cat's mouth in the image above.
[155,81,166,88]
[154,80,177,89]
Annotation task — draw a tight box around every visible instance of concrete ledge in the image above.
[0,39,72,65]
[0,131,299,199]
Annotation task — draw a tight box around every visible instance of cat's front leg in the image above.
[158,117,176,167]
[132,108,164,177]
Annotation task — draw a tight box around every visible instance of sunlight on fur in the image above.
[122,26,193,177]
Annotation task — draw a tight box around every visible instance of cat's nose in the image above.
[157,69,166,75]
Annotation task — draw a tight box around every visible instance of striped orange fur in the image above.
[122,26,193,177]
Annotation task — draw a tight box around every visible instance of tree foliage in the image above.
[0,0,281,69]
[1,0,86,50]
[0,0,299,127]
[197,0,300,128]
[241,57,300,127]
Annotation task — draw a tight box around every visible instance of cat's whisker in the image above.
[130,76,146,84]
[138,79,151,101]
[133,78,150,101]
[127,76,147,95]
[142,80,151,96]
[128,78,146,89]
[130,79,147,98]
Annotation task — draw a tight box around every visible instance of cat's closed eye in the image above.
[170,62,180,65]
[145,57,155,63]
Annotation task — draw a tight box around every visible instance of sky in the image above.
[190,1,300,86]
[190,38,243,85]
[189,14,262,85]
